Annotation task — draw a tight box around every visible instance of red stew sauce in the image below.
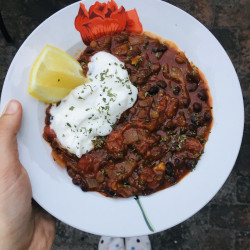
[43,32,213,198]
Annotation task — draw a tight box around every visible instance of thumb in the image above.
[0,100,23,176]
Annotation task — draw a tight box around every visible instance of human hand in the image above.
[0,100,55,250]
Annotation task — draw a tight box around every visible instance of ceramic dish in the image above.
[0,0,244,237]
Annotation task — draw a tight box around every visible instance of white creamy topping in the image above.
[50,51,138,157]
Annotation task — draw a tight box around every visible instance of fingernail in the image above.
[4,100,19,115]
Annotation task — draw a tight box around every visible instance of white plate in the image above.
[0,0,244,237]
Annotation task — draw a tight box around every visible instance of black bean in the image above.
[193,102,202,113]
[72,174,82,185]
[186,130,196,137]
[171,141,179,151]
[187,82,198,92]
[108,190,116,196]
[186,159,197,170]
[186,71,200,84]
[174,158,185,168]
[183,98,190,108]
[151,63,161,73]
[191,115,196,124]
[156,80,167,89]
[174,158,180,166]
[191,115,204,126]
[152,44,167,53]
[165,162,173,175]
[170,176,178,184]
[79,180,88,191]
[188,124,197,131]
[180,127,187,134]
[204,111,212,122]
[165,120,176,130]
[173,86,180,95]
[198,89,208,101]
[148,86,159,95]
[188,131,197,137]
[67,167,76,178]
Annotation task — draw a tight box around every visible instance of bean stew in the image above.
[43,32,213,198]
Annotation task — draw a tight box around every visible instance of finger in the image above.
[0,100,22,175]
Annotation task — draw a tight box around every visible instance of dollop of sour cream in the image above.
[50,51,138,157]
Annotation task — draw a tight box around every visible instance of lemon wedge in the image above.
[28,45,88,103]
